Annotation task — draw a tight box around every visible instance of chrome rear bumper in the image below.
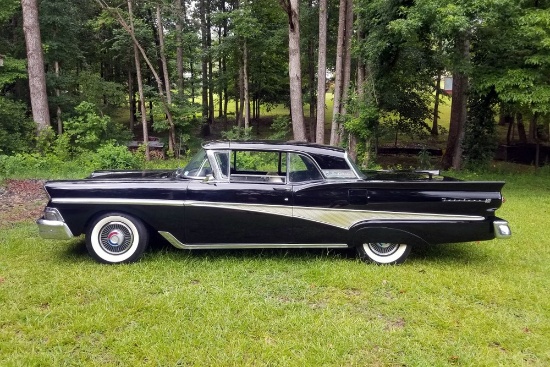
[493,220,512,239]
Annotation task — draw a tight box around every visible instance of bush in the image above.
[90,143,141,170]
[0,98,35,154]
[221,126,253,140]
[462,91,498,170]
[268,115,291,140]
[63,101,131,155]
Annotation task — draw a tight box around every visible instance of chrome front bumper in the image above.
[493,220,512,239]
[37,207,74,240]
[37,218,74,240]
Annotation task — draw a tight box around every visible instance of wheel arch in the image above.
[83,209,154,236]
[350,222,430,247]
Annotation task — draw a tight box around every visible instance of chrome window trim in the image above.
[344,151,364,180]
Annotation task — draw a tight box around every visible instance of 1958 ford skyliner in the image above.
[37,141,511,265]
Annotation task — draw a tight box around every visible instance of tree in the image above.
[95,0,177,156]
[128,0,150,160]
[21,0,50,131]
[279,0,306,141]
[315,0,327,144]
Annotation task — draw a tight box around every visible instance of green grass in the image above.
[1,170,549,366]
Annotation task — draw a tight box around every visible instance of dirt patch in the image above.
[0,180,48,227]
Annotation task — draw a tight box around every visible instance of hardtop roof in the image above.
[202,140,347,157]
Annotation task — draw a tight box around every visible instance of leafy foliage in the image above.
[268,115,291,140]
[221,126,253,140]
[62,101,130,154]
[0,98,35,154]
[91,143,142,170]
[462,91,498,170]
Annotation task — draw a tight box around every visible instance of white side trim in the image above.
[52,198,186,206]
[52,198,485,230]
[186,201,484,230]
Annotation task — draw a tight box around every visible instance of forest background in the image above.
[1,0,550,174]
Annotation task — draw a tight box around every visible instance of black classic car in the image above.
[37,141,511,265]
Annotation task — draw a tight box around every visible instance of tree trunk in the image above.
[315,0,327,145]
[506,115,514,145]
[147,8,165,90]
[237,55,244,127]
[54,60,62,134]
[517,113,527,143]
[128,69,135,131]
[190,53,195,104]
[330,0,348,145]
[175,0,185,95]
[207,2,214,124]
[156,4,176,153]
[281,0,306,141]
[200,0,209,122]
[442,37,470,170]
[529,113,538,143]
[128,0,149,160]
[432,73,442,136]
[243,40,250,129]
[21,0,50,131]
[339,0,353,120]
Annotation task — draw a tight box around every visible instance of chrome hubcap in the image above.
[366,242,400,257]
[99,222,133,254]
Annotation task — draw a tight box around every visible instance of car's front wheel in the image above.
[357,242,411,265]
[86,213,149,264]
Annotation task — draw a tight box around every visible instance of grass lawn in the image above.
[1,170,549,366]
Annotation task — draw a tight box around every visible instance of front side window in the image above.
[181,149,212,178]
[230,150,287,183]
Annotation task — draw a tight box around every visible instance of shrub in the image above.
[90,143,141,170]
[0,98,35,154]
[63,101,131,155]
[463,91,498,170]
[221,126,253,140]
[268,115,291,140]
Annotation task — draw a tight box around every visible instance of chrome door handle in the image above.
[273,186,291,192]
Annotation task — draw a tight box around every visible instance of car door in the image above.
[289,152,350,245]
[185,149,293,244]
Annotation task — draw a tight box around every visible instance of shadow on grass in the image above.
[144,238,490,265]
[58,234,489,266]
[409,243,489,264]
[60,237,89,262]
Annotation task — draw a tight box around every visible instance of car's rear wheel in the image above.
[86,213,149,264]
[357,242,411,265]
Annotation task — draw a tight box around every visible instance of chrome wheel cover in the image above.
[365,242,400,257]
[98,221,134,255]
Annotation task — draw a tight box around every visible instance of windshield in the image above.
[181,149,212,178]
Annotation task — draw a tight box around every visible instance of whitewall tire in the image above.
[357,242,411,265]
[86,213,149,264]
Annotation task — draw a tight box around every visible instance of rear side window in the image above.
[310,153,357,179]
[288,153,323,183]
